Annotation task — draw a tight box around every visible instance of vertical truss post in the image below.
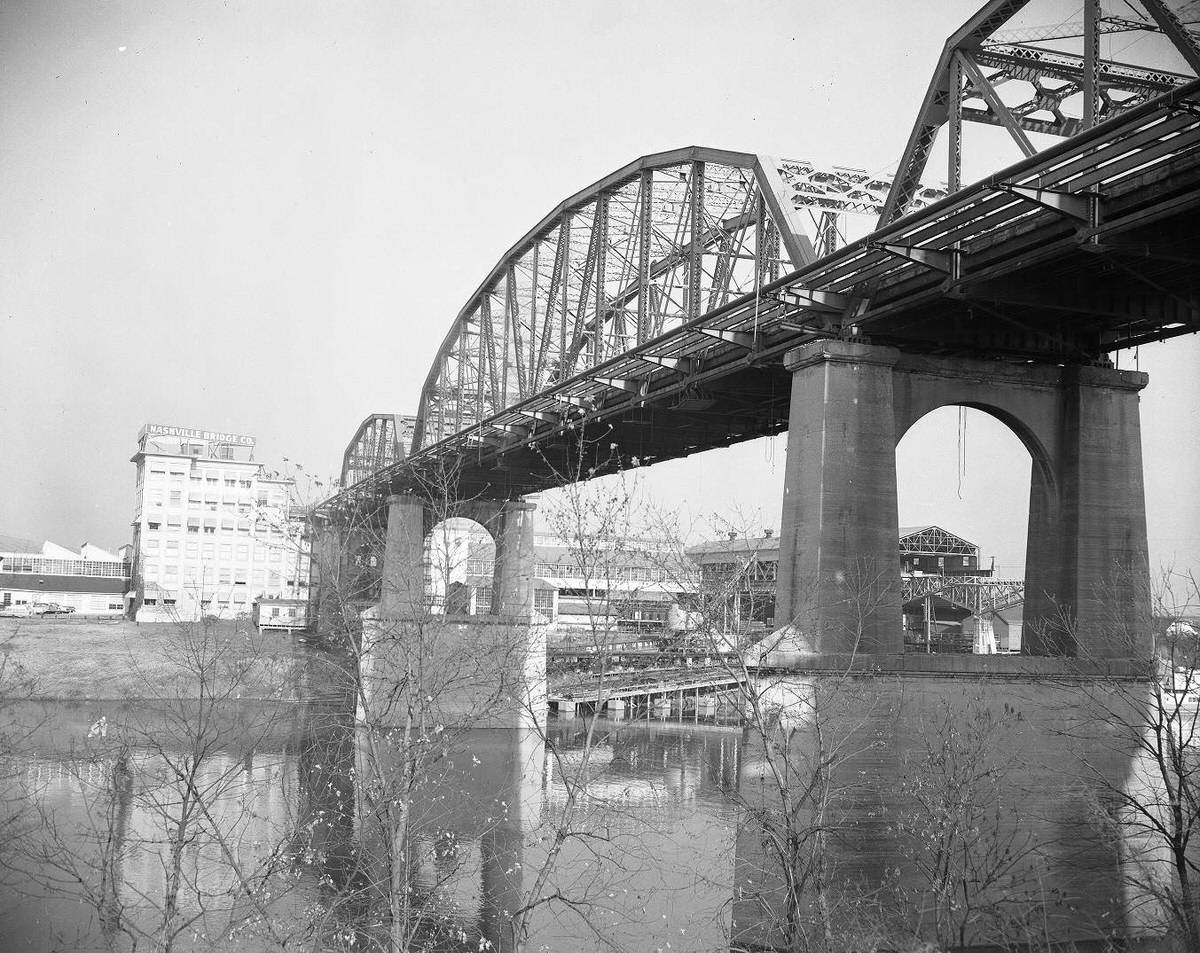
[506,266,527,399]
[817,211,840,257]
[558,213,570,382]
[637,169,653,345]
[481,295,497,411]
[496,290,509,411]
[687,161,705,322]
[528,241,539,392]
[1083,0,1101,130]
[454,332,465,433]
[594,192,608,365]
[475,312,485,425]
[948,53,963,192]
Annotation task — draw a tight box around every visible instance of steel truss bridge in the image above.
[901,575,1026,616]
[341,0,1200,502]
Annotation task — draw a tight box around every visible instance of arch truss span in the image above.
[341,414,418,489]
[414,148,945,453]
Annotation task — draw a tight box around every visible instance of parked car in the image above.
[0,604,33,618]
[32,603,73,615]
[53,604,76,614]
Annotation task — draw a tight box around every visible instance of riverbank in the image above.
[0,617,308,701]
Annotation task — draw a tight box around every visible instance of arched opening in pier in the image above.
[426,516,496,615]
[896,406,1035,654]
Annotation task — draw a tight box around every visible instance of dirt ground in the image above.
[0,617,307,701]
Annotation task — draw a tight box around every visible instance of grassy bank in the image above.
[0,617,308,701]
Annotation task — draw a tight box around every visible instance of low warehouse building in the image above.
[0,535,130,615]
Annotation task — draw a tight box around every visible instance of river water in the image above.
[0,670,744,952]
[0,643,1179,952]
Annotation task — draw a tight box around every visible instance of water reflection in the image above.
[0,667,742,952]
[0,655,1169,952]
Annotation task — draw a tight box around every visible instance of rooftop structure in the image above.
[136,424,256,463]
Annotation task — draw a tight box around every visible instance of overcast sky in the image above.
[1,0,1197,577]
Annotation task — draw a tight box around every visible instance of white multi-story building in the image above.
[129,424,310,622]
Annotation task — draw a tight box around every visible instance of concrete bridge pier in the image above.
[364,493,545,729]
[774,340,1151,658]
[485,499,537,621]
[775,343,904,654]
[380,493,427,618]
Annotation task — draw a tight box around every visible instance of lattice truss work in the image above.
[882,0,1200,222]
[902,575,1026,615]
[342,414,417,488]
[899,525,979,557]
[418,151,945,450]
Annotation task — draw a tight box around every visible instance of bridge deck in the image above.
[367,78,1200,501]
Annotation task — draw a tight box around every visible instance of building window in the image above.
[143,598,157,606]
[187,519,200,534]
[147,521,161,531]
[220,545,232,560]
[219,569,232,585]
[202,543,215,558]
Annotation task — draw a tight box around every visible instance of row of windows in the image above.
[143,493,270,510]
[142,581,307,604]
[3,594,124,611]
[142,565,297,586]
[141,540,295,560]
[146,468,260,491]
[0,557,129,577]
[144,518,291,538]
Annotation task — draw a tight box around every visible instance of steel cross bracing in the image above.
[412,150,947,455]
[339,2,1200,503]
[900,526,979,557]
[902,575,1026,616]
[881,0,1200,224]
[379,76,1200,501]
[341,414,416,488]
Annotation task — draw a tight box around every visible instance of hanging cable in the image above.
[957,406,967,500]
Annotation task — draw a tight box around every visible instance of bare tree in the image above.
[1059,566,1200,950]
